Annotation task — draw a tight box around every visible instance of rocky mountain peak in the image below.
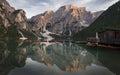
[0,0,7,5]
[0,0,15,13]
[52,5,87,22]
[60,4,86,12]
[12,9,26,21]
[28,10,54,32]
[0,0,15,28]
[11,9,28,29]
[0,0,38,39]
[44,10,54,15]
[0,0,27,29]
[68,6,86,17]
[64,4,77,10]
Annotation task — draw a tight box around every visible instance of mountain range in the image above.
[28,5,103,36]
[0,0,119,41]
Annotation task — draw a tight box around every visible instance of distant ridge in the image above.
[73,1,120,41]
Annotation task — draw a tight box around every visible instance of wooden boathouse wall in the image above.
[98,29,120,46]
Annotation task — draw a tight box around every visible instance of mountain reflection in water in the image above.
[0,40,117,75]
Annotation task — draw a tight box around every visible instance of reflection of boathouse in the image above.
[98,29,120,46]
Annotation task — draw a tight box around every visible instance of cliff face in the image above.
[28,10,54,32]
[11,9,28,30]
[0,0,36,39]
[0,0,14,28]
[29,5,103,36]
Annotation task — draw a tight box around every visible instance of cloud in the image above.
[85,0,119,11]
[7,0,119,18]
[93,0,115,4]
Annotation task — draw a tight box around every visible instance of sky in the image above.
[7,0,119,18]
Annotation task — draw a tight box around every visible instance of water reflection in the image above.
[0,40,116,75]
[0,40,27,75]
[28,42,100,72]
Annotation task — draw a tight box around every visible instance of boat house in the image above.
[98,29,120,46]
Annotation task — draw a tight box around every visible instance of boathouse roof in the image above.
[98,28,120,33]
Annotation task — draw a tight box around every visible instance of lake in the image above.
[0,40,120,75]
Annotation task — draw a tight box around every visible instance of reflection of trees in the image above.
[0,40,28,75]
[80,45,120,75]
[29,42,100,72]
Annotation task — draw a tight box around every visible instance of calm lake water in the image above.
[0,40,120,75]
